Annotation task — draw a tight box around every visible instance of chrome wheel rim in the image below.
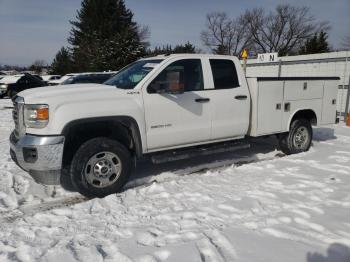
[293,126,310,149]
[84,151,122,188]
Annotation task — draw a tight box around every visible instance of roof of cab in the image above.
[141,53,237,60]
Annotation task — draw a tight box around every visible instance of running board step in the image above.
[151,140,250,164]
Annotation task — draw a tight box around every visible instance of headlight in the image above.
[0,84,7,89]
[24,104,49,128]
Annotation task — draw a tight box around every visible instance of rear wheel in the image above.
[70,137,132,198]
[279,119,312,155]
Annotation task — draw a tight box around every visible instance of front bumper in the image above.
[10,132,65,185]
[0,88,6,95]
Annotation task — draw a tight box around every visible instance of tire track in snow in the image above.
[204,230,238,261]
[125,153,285,192]
[0,195,87,223]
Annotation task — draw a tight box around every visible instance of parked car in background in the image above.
[0,73,45,99]
[60,72,116,85]
[41,75,61,84]
[48,72,116,86]
[48,74,78,86]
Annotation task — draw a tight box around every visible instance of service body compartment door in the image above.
[284,80,324,100]
[321,80,338,124]
[257,81,284,135]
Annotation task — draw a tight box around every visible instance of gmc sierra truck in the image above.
[9,54,339,197]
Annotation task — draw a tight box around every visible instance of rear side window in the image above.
[209,59,239,89]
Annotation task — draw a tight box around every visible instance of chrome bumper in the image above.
[10,132,65,185]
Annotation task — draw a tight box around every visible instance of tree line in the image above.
[41,0,349,75]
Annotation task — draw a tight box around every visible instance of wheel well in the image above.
[290,109,317,127]
[62,117,142,168]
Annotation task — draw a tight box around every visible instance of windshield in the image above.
[104,59,163,89]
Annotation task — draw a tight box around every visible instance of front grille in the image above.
[12,102,19,139]
[12,97,25,140]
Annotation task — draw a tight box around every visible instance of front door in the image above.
[142,58,211,151]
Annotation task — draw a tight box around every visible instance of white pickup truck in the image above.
[10,54,339,197]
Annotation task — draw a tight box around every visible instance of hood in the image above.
[18,83,127,104]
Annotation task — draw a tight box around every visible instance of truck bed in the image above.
[246,77,339,137]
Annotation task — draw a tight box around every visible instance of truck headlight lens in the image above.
[24,104,49,128]
[0,84,7,89]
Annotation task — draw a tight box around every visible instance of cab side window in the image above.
[148,59,204,93]
[209,59,239,89]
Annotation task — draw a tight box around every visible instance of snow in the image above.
[0,98,350,261]
[0,75,23,84]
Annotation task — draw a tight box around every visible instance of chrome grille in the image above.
[12,102,19,139]
[12,96,25,139]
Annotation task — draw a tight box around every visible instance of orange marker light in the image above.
[36,108,49,120]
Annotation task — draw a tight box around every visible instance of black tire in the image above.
[7,89,17,100]
[70,137,132,198]
[60,167,76,192]
[279,119,313,155]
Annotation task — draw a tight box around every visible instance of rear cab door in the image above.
[203,57,250,140]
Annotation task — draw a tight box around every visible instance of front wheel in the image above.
[7,89,18,100]
[279,119,313,155]
[70,137,132,198]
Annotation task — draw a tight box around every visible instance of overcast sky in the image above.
[0,0,349,66]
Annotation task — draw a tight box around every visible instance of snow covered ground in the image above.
[0,98,350,262]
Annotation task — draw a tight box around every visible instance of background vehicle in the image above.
[41,75,61,84]
[48,73,79,86]
[9,54,338,198]
[61,72,116,85]
[0,73,45,99]
[48,72,115,86]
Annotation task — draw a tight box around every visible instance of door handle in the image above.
[195,98,210,103]
[235,95,248,100]
[284,102,291,112]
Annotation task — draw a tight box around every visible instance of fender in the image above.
[287,109,318,130]
[61,116,143,157]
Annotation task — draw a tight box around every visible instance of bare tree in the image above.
[201,12,252,56]
[137,25,151,49]
[29,60,47,74]
[243,5,330,56]
[341,34,350,51]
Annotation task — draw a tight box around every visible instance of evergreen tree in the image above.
[50,47,73,75]
[213,44,228,55]
[69,0,145,72]
[299,31,330,55]
[173,42,197,53]
[146,42,197,56]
